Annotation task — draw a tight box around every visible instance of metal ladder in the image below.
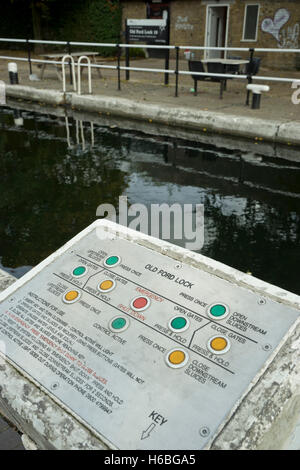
[77,56,92,95]
[62,54,93,95]
[62,55,77,93]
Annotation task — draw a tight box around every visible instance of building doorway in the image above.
[205,5,229,59]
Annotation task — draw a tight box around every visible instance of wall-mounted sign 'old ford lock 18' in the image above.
[126,19,169,45]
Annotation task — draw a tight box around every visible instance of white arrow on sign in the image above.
[141,423,156,440]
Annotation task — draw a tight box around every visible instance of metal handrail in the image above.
[1,36,300,99]
[77,56,92,95]
[1,53,298,84]
[1,52,299,84]
[1,36,300,53]
[62,55,76,93]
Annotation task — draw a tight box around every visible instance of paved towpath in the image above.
[0,53,299,123]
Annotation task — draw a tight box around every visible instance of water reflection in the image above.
[65,117,95,153]
[0,106,299,296]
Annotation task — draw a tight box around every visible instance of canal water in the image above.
[0,106,299,295]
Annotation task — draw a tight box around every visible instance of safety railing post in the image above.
[26,39,32,76]
[164,47,170,86]
[125,20,130,81]
[246,48,255,106]
[164,17,171,86]
[67,41,73,85]
[117,44,121,91]
[175,46,179,97]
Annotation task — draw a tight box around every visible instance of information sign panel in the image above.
[126,19,168,45]
[0,221,299,449]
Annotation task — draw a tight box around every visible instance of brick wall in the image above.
[169,1,203,47]
[229,1,300,70]
[121,0,145,42]
[121,1,300,70]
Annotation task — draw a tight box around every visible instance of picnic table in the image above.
[201,58,249,74]
[188,58,250,99]
[38,51,103,80]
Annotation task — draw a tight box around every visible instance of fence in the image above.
[0,37,299,101]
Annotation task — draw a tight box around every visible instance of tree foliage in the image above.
[46,0,122,49]
[2,0,122,55]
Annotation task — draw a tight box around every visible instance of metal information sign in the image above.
[126,19,168,45]
[0,221,299,449]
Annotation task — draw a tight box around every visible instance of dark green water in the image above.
[0,106,300,295]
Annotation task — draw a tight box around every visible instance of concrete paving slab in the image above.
[0,54,299,128]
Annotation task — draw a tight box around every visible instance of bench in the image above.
[188,60,226,99]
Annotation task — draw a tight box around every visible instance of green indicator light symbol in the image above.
[210,304,227,317]
[72,266,86,277]
[111,317,126,330]
[171,317,187,330]
[106,256,120,266]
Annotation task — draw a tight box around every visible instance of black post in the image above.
[125,20,130,81]
[164,18,170,86]
[175,46,179,97]
[252,92,261,109]
[26,39,32,76]
[117,44,121,91]
[164,48,170,85]
[67,41,73,85]
[246,48,254,106]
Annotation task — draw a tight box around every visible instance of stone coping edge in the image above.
[4,85,300,146]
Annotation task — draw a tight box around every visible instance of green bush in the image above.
[45,0,122,56]
[0,0,122,56]
[0,1,33,46]
[129,47,146,58]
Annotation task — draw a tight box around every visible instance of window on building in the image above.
[146,2,169,21]
[242,4,260,41]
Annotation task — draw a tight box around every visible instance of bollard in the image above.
[252,92,261,109]
[246,84,270,109]
[8,62,19,85]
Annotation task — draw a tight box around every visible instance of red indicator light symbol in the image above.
[130,296,150,312]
